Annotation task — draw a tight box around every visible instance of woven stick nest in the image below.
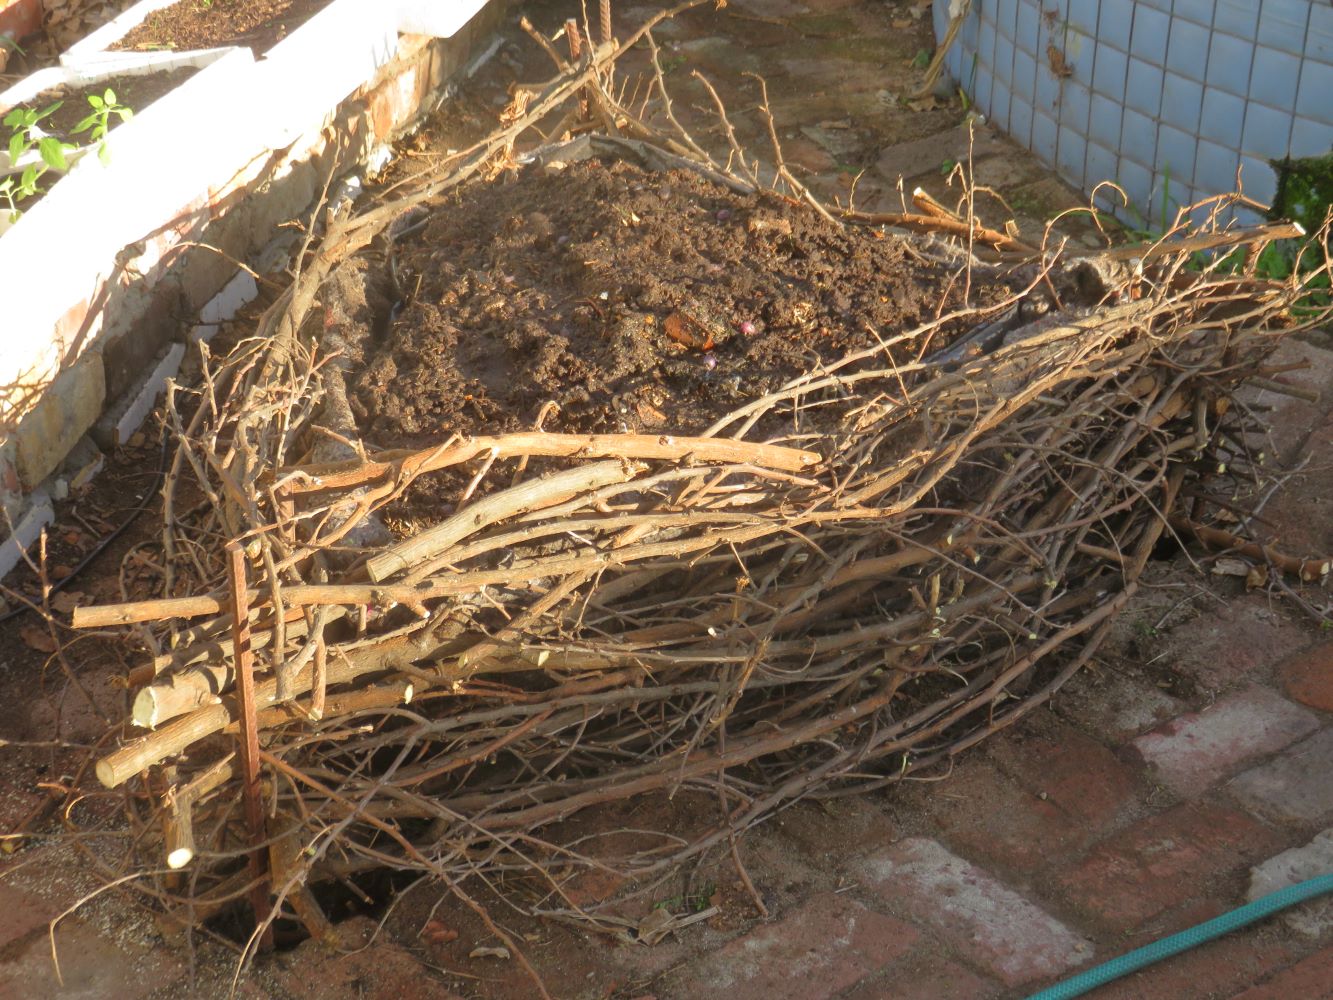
[62,4,1328,980]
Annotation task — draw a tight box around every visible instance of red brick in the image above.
[1232,727,1333,824]
[1280,640,1333,712]
[1053,667,1183,744]
[987,718,1142,828]
[921,761,1088,873]
[0,914,184,999]
[771,794,896,863]
[1055,803,1286,931]
[841,955,999,1000]
[1162,598,1307,692]
[1130,687,1319,796]
[671,893,919,1000]
[0,882,61,947]
[275,917,464,1000]
[1232,946,1333,999]
[861,838,1091,986]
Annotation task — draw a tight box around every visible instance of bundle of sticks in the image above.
[62,3,1328,975]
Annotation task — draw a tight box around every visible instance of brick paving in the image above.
[3,1,1333,998]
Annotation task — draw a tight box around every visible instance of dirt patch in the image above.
[343,155,1010,455]
[112,0,328,54]
[8,66,198,138]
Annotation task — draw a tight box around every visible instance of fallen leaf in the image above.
[50,591,85,614]
[468,946,511,960]
[637,907,676,945]
[1245,565,1269,590]
[19,626,57,653]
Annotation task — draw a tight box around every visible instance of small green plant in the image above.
[1,102,75,223]
[653,881,716,913]
[72,89,133,165]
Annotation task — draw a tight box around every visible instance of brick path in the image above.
[3,1,1332,998]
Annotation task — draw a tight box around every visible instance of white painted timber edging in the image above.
[0,48,236,179]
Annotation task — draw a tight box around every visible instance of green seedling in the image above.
[73,89,133,165]
[1,102,75,223]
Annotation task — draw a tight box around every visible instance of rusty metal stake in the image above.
[599,0,612,44]
[226,540,274,952]
[565,17,582,61]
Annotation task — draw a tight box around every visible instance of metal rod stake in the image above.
[226,540,274,952]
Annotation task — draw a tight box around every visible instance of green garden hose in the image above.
[1027,873,1333,1000]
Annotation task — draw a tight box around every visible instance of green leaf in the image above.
[98,142,111,166]
[3,108,22,129]
[103,89,117,106]
[38,136,68,171]
[37,100,63,120]
[72,113,98,135]
[8,132,23,162]
[88,94,105,110]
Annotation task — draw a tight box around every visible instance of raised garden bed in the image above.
[0,49,228,229]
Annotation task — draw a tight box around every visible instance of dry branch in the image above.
[61,5,1333,961]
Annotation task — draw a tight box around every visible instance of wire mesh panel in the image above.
[934,0,1333,227]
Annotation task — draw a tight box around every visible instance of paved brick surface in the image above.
[669,893,918,1000]
[1130,686,1320,796]
[922,761,1087,874]
[1053,667,1184,744]
[0,881,62,946]
[1162,598,1309,693]
[1280,638,1333,712]
[861,838,1092,986]
[273,917,464,1000]
[1232,727,1333,825]
[0,914,183,1000]
[1248,828,1333,938]
[1086,932,1302,1000]
[988,718,1143,828]
[1055,803,1286,930]
[840,953,999,1000]
[1231,946,1333,999]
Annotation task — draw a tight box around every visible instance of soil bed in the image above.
[112,0,328,54]
[345,156,1013,456]
[7,66,199,137]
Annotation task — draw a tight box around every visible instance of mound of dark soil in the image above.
[345,156,1009,450]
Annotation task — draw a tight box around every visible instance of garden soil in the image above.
[112,0,328,54]
[337,156,1015,460]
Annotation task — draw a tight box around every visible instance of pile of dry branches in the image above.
[60,2,1328,982]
